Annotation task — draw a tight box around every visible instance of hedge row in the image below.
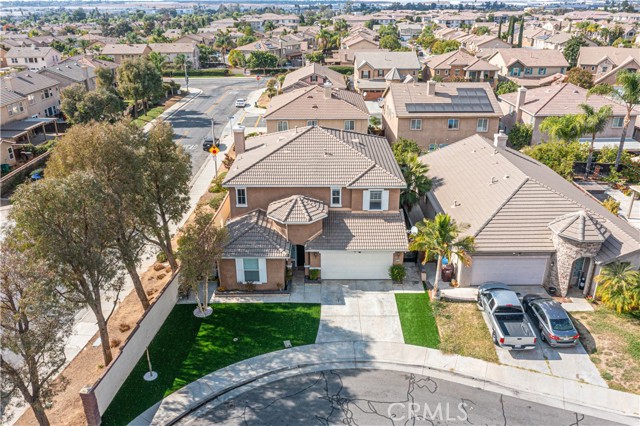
[163,68,230,77]
[328,66,354,75]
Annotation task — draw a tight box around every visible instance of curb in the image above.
[136,341,640,426]
[143,88,203,133]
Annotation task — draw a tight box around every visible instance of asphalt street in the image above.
[176,369,620,426]
[167,77,266,176]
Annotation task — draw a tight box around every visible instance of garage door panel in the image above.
[320,251,393,280]
[471,256,548,286]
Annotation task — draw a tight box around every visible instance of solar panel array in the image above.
[406,88,494,113]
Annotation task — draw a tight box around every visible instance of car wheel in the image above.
[540,333,546,343]
[492,331,498,345]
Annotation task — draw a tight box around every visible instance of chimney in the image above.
[233,125,246,155]
[4,75,13,91]
[81,65,90,90]
[427,80,436,96]
[323,81,332,99]
[515,86,527,122]
[494,130,508,148]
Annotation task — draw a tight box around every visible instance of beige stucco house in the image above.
[218,126,408,291]
[488,48,569,87]
[382,81,502,150]
[100,43,151,63]
[281,63,347,92]
[264,84,370,134]
[354,51,421,100]
[577,47,640,84]
[6,45,61,71]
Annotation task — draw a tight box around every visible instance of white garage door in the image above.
[320,251,394,280]
[470,256,549,286]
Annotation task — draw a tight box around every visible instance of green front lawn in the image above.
[101,303,321,425]
[395,292,440,348]
[132,106,165,128]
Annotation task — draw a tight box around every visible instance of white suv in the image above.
[235,98,246,108]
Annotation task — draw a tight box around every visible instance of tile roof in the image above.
[267,195,328,225]
[0,90,26,107]
[1,70,59,96]
[149,43,197,54]
[423,50,499,72]
[355,51,421,71]
[490,48,569,68]
[39,62,96,82]
[420,135,640,262]
[6,46,58,58]
[307,211,408,251]
[223,210,291,258]
[265,86,369,120]
[499,83,634,117]
[282,63,347,91]
[101,43,149,55]
[224,126,404,188]
[385,82,502,118]
[548,210,610,243]
[577,47,640,66]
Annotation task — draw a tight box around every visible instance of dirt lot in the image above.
[572,306,640,394]
[16,265,174,426]
[432,301,499,364]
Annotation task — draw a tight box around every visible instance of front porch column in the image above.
[549,233,602,297]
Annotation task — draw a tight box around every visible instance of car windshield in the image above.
[550,318,574,332]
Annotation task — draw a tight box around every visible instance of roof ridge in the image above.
[334,89,370,115]
[530,83,566,116]
[256,214,289,256]
[264,85,315,116]
[474,177,530,238]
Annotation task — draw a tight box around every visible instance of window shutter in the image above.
[382,190,389,211]
[258,258,267,284]
[235,259,244,283]
[362,190,370,211]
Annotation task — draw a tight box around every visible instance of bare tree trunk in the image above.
[124,259,150,310]
[91,301,113,365]
[585,134,596,179]
[434,255,443,297]
[158,211,178,271]
[30,399,50,426]
[615,114,630,169]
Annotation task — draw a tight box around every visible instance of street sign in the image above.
[209,146,220,155]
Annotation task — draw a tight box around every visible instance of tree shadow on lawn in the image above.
[101,303,321,426]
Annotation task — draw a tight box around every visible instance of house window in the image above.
[307,120,318,126]
[331,187,341,207]
[369,190,383,210]
[310,75,318,82]
[7,147,14,160]
[28,94,36,105]
[277,121,289,131]
[41,88,53,99]
[454,69,460,76]
[243,258,260,282]
[444,69,450,76]
[344,120,355,131]
[601,66,608,73]
[410,119,422,130]
[361,70,371,79]
[10,58,17,64]
[538,67,547,75]
[591,66,596,71]
[477,118,489,132]
[447,118,459,130]
[525,67,532,75]
[7,102,24,116]
[612,116,624,128]
[236,187,247,207]
[377,69,385,77]
[510,67,520,76]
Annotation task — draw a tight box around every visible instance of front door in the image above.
[296,245,305,270]
[570,257,587,288]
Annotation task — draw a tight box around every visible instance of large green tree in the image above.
[577,103,613,178]
[522,141,589,180]
[567,67,594,89]
[507,122,533,150]
[596,262,640,314]
[399,154,432,209]
[247,51,279,73]
[409,213,476,296]
[563,36,588,68]
[60,84,124,124]
[116,57,163,117]
[589,70,640,168]
[539,114,583,142]
[214,30,234,64]
[10,173,123,365]
[0,239,75,426]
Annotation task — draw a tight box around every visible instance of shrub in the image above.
[209,192,226,211]
[157,273,166,280]
[118,323,131,333]
[209,171,228,193]
[507,123,533,150]
[156,251,168,263]
[389,264,407,283]
[153,263,165,271]
[328,65,354,75]
[603,197,621,215]
[222,153,235,168]
[110,338,122,348]
[309,269,321,281]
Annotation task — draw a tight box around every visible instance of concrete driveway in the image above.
[315,280,423,344]
[480,309,606,386]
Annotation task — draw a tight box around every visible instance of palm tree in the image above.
[264,20,275,32]
[539,114,582,142]
[174,54,192,89]
[400,154,432,209]
[409,213,476,296]
[595,262,640,314]
[214,30,234,65]
[316,28,331,52]
[588,70,640,168]
[77,38,91,54]
[577,104,612,178]
[148,51,167,74]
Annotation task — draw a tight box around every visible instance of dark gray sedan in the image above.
[522,295,580,347]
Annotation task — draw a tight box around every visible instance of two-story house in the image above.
[218,125,408,290]
[1,70,61,118]
[487,48,569,87]
[100,43,151,64]
[499,83,637,145]
[382,81,502,150]
[354,51,421,100]
[422,50,499,84]
[38,62,97,90]
[6,45,61,71]
[149,42,201,69]
[577,47,640,85]
[264,84,370,133]
[281,63,347,93]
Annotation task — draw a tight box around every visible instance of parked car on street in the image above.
[477,283,537,350]
[235,98,246,108]
[202,135,219,150]
[522,295,580,347]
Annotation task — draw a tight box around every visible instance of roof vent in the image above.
[471,149,476,153]
[504,174,510,179]
[312,105,318,109]
[451,200,460,208]
[489,176,498,185]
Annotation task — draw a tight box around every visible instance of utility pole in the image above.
[184,63,189,91]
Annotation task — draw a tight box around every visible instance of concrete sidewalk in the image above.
[132,341,640,426]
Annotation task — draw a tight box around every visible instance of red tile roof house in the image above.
[577,47,640,85]
[499,83,638,146]
[487,48,569,88]
[218,126,408,290]
[418,132,640,298]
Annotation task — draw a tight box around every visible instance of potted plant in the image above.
[388,264,406,284]
[308,269,321,282]
[450,279,459,288]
